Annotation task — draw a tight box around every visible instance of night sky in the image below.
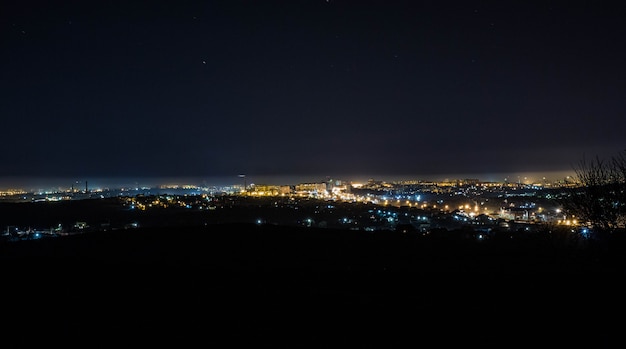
[2,0,625,187]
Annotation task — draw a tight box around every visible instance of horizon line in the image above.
[0,170,578,191]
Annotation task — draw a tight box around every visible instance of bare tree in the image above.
[561,150,626,239]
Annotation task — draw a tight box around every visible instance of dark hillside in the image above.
[1,222,624,348]
[1,222,619,272]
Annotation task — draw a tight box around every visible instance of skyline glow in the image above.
[0,169,579,192]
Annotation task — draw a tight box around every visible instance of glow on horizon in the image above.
[0,170,578,192]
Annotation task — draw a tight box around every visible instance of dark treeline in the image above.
[2,222,625,273]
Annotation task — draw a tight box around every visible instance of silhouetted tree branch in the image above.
[561,150,626,238]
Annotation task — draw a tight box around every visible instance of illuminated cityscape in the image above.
[2,1,625,346]
[1,172,584,242]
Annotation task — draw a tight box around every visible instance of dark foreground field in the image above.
[1,223,625,348]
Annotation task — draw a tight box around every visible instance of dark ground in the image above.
[1,222,625,348]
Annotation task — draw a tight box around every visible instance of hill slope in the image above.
[1,223,624,348]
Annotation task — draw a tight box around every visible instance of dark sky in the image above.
[2,0,625,185]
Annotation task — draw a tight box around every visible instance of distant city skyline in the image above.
[0,169,578,192]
